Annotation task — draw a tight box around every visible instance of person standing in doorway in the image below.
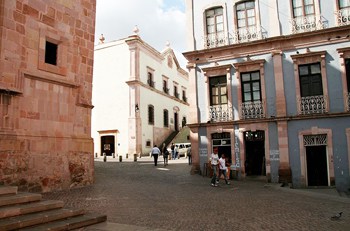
[218,154,230,185]
[210,148,219,187]
[151,145,161,166]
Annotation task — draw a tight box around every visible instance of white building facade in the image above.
[92,33,189,158]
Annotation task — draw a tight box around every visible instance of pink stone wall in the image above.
[0,0,96,192]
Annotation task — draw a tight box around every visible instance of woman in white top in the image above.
[218,154,230,185]
[210,149,219,187]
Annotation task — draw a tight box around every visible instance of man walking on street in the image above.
[151,145,161,166]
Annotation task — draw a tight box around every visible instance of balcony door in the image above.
[236,1,256,39]
[205,7,224,48]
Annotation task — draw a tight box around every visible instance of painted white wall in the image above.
[92,40,130,156]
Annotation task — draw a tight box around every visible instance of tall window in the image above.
[174,85,179,98]
[292,0,315,18]
[163,80,169,94]
[346,59,350,92]
[148,105,154,125]
[206,7,224,37]
[241,71,261,102]
[236,1,256,32]
[163,109,169,127]
[182,90,187,102]
[147,72,154,88]
[299,63,323,97]
[209,76,227,105]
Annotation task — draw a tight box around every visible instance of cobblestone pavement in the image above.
[43,156,350,231]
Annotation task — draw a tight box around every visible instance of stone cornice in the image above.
[183,25,350,64]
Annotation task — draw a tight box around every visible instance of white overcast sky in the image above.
[95,0,187,68]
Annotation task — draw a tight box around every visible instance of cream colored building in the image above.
[92,31,189,157]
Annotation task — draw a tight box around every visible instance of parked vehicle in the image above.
[168,143,191,158]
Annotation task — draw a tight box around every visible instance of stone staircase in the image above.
[0,186,107,230]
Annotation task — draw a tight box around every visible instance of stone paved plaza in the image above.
[43,156,350,231]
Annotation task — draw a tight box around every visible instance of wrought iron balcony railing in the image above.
[174,92,179,99]
[290,15,326,34]
[203,26,265,49]
[163,87,169,94]
[347,92,350,111]
[182,96,187,103]
[147,79,155,88]
[241,100,265,119]
[209,104,233,122]
[204,32,229,49]
[336,9,350,26]
[232,27,264,44]
[298,95,327,115]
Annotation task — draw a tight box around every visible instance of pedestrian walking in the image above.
[210,148,219,187]
[171,143,175,160]
[218,154,230,185]
[151,145,161,166]
[162,143,169,166]
[187,146,192,165]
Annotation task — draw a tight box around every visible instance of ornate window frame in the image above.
[232,59,266,120]
[298,127,334,187]
[202,64,233,122]
[38,28,68,76]
[291,51,329,114]
[232,0,262,41]
[337,47,350,111]
[202,3,228,48]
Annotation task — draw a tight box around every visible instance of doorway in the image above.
[244,131,265,176]
[212,132,232,163]
[101,135,115,156]
[174,112,179,131]
[306,145,328,186]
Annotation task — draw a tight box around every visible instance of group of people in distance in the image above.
[150,144,231,187]
[210,147,230,187]
[150,143,192,167]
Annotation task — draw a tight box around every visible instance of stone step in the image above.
[0,192,42,207]
[0,200,64,219]
[20,213,107,231]
[0,208,85,230]
[0,186,18,196]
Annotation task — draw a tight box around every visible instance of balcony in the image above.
[290,15,326,34]
[347,92,350,111]
[336,9,350,26]
[174,92,179,99]
[241,101,265,119]
[182,96,187,103]
[204,32,229,49]
[163,87,169,94]
[203,26,265,49]
[298,95,327,115]
[232,27,264,44]
[147,79,155,88]
[209,104,233,122]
